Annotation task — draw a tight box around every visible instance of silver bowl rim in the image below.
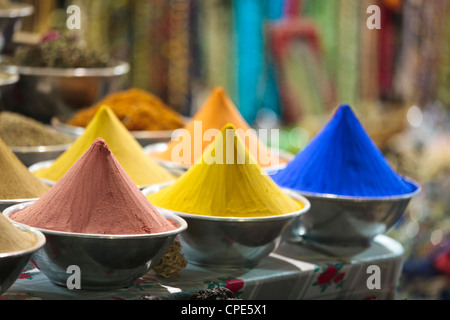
[1,60,130,77]
[0,3,34,18]
[149,188,311,223]
[0,72,19,86]
[286,177,422,202]
[0,220,46,259]
[0,197,39,205]
[10,142,73,153]
[3,201,188,239]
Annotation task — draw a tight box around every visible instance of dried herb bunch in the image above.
[13,31,112,68]
[189,287,242,300]
[153,240,187,279]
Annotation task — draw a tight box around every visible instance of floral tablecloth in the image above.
[1,235,404,300]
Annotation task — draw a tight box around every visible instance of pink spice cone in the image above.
[10,138,176,235]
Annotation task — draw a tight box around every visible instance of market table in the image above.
[1,235,403,300]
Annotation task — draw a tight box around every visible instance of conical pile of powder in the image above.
[0,214,38,253]
[10,138,177,235]
[0,137,49,200]
[271,105,419,197]
[153,87,283,168]
[148,124,303,217]
[33,105,175,187]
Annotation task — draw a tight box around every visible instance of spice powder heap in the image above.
[0,111,73,147]
[10,138,177,235]
[33,105,175,187]
[153,87,283,168]
[67,88,185,131]
[0,137,49,200]
[271,105,419,197]
[0,214,37,254]
[148,124,303,217]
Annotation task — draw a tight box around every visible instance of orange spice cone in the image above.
[153,87,284,168]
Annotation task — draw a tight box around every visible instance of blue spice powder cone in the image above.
[271,105,418,197]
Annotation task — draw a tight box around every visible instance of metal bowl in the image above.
[3,201,188,290]
[0,221,46,295]
[0,61,130,122]
[29,160,185,189]
[144,142,292,173]
[10,143,72,167]
[286,179,422,248]
[0,3,34,53]
[143,186,310,268]
[51,115,177,147]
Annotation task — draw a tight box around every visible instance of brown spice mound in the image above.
[153,240,187,279]
[0,111,73,147]
[0,137,49,200]
[0,214,37,254]
[67,89,185,131]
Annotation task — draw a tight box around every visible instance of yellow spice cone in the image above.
[33,105,175,187]
[148,124,303,217]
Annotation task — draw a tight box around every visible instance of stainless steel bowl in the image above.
[143,186,310,268]
[0,221,45,295]
[11,143,72,167]
[0,3,34,53]
[0,197,39,213]
[3,201,188,290]
[286,179,421,248]
[0,61,130,122]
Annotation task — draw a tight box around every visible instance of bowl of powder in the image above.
[0,31,129,122]
[4,201,187,290]
[0,111,73,167]
[0,213,46,295]
[3,138,188,290]
[144,124,311,268]
[147,187,310,269]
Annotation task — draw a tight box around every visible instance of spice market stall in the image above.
[0,0,448,302]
